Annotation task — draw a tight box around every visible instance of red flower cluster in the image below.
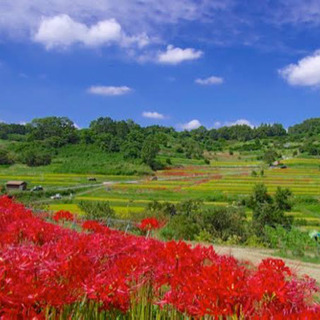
[137,217,163,231]
[53,210,74,222]
[0,196,319,319]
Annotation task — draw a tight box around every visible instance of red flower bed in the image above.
[0,196,319,319]
[137,217,163,231]
[53,210,74,222]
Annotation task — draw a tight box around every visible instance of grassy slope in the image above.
[1,141,320,229]
[0,144,152,176]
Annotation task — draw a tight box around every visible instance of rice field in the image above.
[1,157,320,229]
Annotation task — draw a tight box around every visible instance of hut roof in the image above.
[6,181,27,186]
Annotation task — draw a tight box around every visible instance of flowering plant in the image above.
[53,210,74,222]
[137,217,163,231]
[0,196,319,319]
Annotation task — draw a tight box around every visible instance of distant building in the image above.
[6,181,27,191]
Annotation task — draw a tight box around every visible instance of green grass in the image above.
[1,144,152,176]
[2,153,320,230]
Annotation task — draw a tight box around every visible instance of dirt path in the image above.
[213,245,320,283]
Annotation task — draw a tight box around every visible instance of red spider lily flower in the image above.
[137,217,164,231]
[53,210,74,223]
[0,197,319,319]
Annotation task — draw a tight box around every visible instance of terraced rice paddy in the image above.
[1,157,320,228]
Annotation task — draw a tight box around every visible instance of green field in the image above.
[1,155,320,229]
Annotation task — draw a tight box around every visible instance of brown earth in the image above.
[213,245,320,283]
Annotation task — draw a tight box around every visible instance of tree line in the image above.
[0,116,319,168]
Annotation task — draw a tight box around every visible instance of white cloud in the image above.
[269,1,320,26]
[181,119,202,130]
[34,14,148,49]
[157,45,203,65]
[87,86,132,96]
[279,50,320,87]
[0,1,232,40]
[214,119,254,128]
[226,119,254,128]
[142,111,165,119]
[195,76,224,85]
[2,0,320,53]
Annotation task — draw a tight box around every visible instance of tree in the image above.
[0,149,13,165]
[27,117,78,146]
[160,200,203,240]
[248,183,272,208]
[95,133,120,152]
[201,207,248,242]
[249,184,294,235]
[0,123,28,140]
[122,130,145,159]
[288,118,320,136]
[252,203,293,234]
[263,149,279,165]
[22,149,52,167]
[274,187,292,211]
[141,137,160,168]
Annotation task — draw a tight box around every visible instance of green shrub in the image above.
[0,149,13,165]
[21,149,52,167]
[160,215,200,241]
[78,201,115,220]
[264,226,319,258]
[195,229,213,243]
[200,206,249,242]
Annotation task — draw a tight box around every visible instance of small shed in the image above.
[88,177,97,181]
[6,181,27,191]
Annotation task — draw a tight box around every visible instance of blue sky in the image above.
[0,0,320,129]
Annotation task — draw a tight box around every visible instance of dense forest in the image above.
[0,117,319,173]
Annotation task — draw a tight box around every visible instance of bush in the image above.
[0,149,13,165]
[263,149,279,165]
[195,229,213,243]
[158,200,249,243]
[160,215,200,241]
[200,207,249,242]
[21,149,52,167]
[264,225,319,258]
[251,170,257,177]
[248,184,294,236]
[78,201,115,220]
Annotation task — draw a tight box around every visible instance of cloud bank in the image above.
[157,45,203,65]
[87,86,132,96]
[180,119,202,130]
[34,15,149,49]
[214,119,255,128]
[142,111,165,119]
[279,50,320,87]
[195,76,224,85]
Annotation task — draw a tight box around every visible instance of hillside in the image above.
[0,116,320,266]
[0,116,320,175]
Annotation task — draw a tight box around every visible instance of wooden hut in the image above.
[6,181,27,191]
